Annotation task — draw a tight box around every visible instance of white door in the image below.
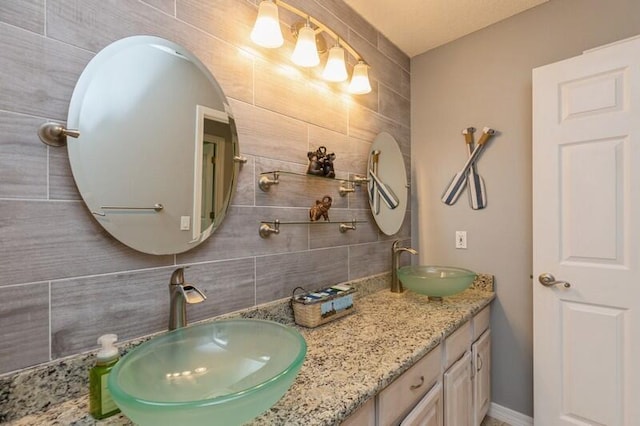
[444,351,472,426]
[533,35,640,425]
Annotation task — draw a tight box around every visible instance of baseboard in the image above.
[488,402,534,426]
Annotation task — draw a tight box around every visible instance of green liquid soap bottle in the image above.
[89,334,121,419]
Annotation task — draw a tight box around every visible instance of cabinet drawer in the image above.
[377,345,442,426]
[443,322,471,369]
[472,306,490,341]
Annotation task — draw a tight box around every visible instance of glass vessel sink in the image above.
[397,265,477,299]
[108,319,307,426]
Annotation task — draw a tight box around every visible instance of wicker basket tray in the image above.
[291,285,356,328]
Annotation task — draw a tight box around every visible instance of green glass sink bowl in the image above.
[107,319,307,426]
[398,265,477,298]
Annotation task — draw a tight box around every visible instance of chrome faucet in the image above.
[391,240,418,293]
[168,267,207,330]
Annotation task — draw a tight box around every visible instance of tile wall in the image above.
[0,0,410,374]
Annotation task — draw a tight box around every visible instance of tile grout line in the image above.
[48,281,52,362]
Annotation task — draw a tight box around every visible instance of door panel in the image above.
[533,35,640,425]
[444,351,472,426]
[560,137,626,264]
[560,302,626,425]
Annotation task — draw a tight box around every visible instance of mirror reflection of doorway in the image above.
[198,114,234,236]
[201,135,224,230]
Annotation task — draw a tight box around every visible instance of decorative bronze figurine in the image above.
[307,146,336,178]
[309,195,332,221]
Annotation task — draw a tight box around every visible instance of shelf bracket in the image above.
[259,219,280,238]
[339,220,357,233]
[339,175,368,196]
[258,172,280,191]
[339,181,355,196]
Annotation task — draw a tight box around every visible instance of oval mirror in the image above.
[67,36,239,255]
[368,132,407,235]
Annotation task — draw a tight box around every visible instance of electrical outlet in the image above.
[455,231,467,249]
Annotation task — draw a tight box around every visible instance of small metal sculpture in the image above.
[307,146,336,178]
[309,195,332,221]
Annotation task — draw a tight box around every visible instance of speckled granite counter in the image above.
[3,273,494,426]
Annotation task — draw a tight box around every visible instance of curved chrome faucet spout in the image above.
[391,240,418,293]
[169,267,206,330]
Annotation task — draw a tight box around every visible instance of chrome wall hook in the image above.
[38,122,80,147]
[259,220,280,238]
[258,172,280,191]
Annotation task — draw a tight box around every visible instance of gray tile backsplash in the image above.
[0,283,50,373]
[0,0,410,375]
[0,23,92,121]
[0,111,48,199]
[0,0,44,35]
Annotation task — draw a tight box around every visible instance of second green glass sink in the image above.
[398,265,477,298]
[108,319,307,426]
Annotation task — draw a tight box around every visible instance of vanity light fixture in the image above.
[250,0,284,48]
[348,61,372,95]
[291,17,320,67]
[322,42,348,82]
[250,0,372,94]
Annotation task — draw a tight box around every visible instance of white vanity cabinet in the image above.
[377,344,442,426]
[400,382,443,426]
[443,321,473,426]
[442,306,491,426]
[341,306,491,426]
[444,306,491,426]
[444,350,473,426]
[472,329,491,425]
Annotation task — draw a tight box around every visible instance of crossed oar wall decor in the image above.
[441,127,496,210]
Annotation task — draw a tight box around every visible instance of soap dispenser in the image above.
[89,334,121,419]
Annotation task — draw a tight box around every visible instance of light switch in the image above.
[180,216,190,231]
[455,231,467,249]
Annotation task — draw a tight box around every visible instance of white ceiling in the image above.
[342,0,549,57]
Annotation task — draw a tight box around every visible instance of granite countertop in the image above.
[5,275,494,426]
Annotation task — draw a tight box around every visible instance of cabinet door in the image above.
[444,351,472,426]
[400,382,443,426]
[472,330,491,426]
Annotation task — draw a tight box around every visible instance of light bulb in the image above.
[250,1,284,48]
[322,45,348,82]
[348,61,372,94]
[291,22,320,67]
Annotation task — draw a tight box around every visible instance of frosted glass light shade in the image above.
[291,24,320,67]
[349,61,372,94]
[251,1,284,48]
[322,45,348,82]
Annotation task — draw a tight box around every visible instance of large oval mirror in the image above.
[67,36,239,255]
[368,132,407,235]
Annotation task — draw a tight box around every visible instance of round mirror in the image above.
[368,132,407,235]
[67,36,239,255]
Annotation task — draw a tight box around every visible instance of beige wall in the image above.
[411,0,640,416]
[0,0,410,374]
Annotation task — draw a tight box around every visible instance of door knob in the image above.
[538,273,571,288]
